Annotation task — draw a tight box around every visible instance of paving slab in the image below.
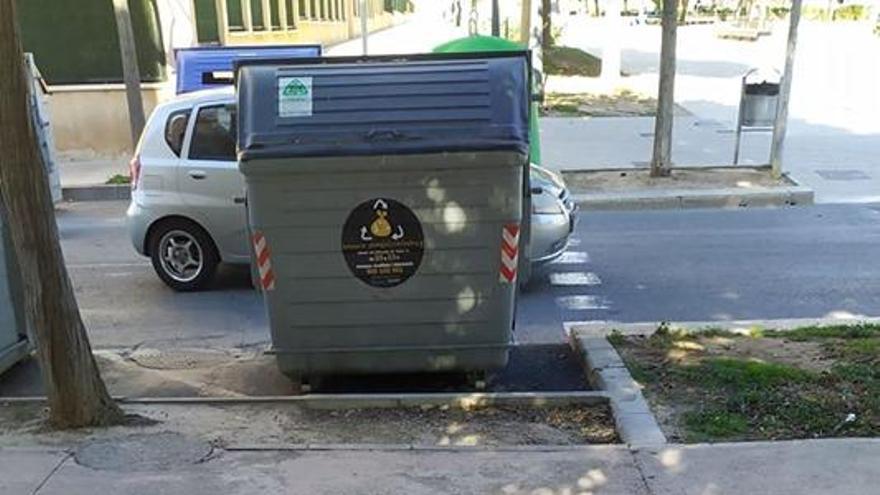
[0,448,69,494]
[36,447,648,495]
[635,438,880,495]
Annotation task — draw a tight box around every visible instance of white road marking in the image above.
[551,251,590,265]
[567,237,582,247]
[549,272,602,286]
[556,295,611,310]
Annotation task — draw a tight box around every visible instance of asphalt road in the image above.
[58,201,880,350]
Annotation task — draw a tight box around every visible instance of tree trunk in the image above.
[769,0,803,178]
[593,0,600,17]
[678,0,688,23]
[602,0,621,82]
[0,0,123,429]
[650,0,677,177]
[541,0,553,50]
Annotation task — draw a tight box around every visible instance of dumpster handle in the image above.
[364,129,405,142]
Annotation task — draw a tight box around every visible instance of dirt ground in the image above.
[613,327,879,442]
[0,401,617,449]
[563,167,791,193]
[541,91,691,118]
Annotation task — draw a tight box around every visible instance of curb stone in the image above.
[62,184,131,202]
[568,317,880,338]
[573,184,814,211]
[4,391,611,409]
[569,333,667,448]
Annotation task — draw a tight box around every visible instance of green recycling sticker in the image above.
[277,76,312,117]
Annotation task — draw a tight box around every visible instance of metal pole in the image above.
[491,0,500,36]
[111,0,146,148]
[360,0,368,55]
[769,0,802,179]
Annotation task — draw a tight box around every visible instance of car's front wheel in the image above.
[148,219,219,291]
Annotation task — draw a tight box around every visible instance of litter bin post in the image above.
[733,68,780,165]
[237,52,532,381]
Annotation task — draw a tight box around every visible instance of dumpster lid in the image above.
[236,51,531,160]
[175,44,322,94]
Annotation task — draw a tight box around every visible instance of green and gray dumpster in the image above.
[236,52,532,380]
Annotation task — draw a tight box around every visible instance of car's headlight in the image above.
[531,191,565,215]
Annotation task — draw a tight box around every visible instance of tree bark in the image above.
[602,0,621,82]
[650,0,677,177]
[0,0,123,428]
[111,0,145,149]
[769,0,803,178]
[541,0,552,51]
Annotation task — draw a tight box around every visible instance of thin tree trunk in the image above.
[541,0,552,50]
[593,0,600,17]
[0,0,123,428]
[678,0,688,23]
[650,0,677,177]
[602,0,621,82]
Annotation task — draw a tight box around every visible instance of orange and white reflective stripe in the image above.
[252,231,276,291]
[499,223,520,284]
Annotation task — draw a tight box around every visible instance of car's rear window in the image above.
[164,109,190,157]
[189,104,236,161]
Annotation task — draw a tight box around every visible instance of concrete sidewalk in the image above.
[4,438,878,494]
[539,115,880,205]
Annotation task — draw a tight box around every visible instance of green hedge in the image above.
[834,5,868,21]
[17,0,166,85]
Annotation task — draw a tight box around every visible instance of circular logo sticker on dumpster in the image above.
[341,198,425,288]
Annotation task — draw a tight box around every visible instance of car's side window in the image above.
[164,109,191,157]
[188,104,236,161]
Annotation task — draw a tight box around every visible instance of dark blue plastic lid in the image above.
[175,45,321,94]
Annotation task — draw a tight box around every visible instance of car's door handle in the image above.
[233,196,246,204]
[188,170,206,180]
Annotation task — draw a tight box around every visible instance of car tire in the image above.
[148,218,219,292]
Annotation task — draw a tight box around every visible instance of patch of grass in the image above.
[544,45,602,77]
[606,329,626,347]
[764,323,880,341]
[626,359,658,385]
[105,174,131,185]
[697,358,814,388]
[683,410,749,441]
[612,322,880,441]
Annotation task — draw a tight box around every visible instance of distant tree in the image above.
[541,0,553,50]
[0,0,124,428]
[651,0,677,177]
[679,0,689,23]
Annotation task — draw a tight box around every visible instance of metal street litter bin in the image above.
[237,52,531,380]
[1,204,31,376]
[734,67,781,164]
[741,82,780,127]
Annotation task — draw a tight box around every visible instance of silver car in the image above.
[127,88,576,291]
